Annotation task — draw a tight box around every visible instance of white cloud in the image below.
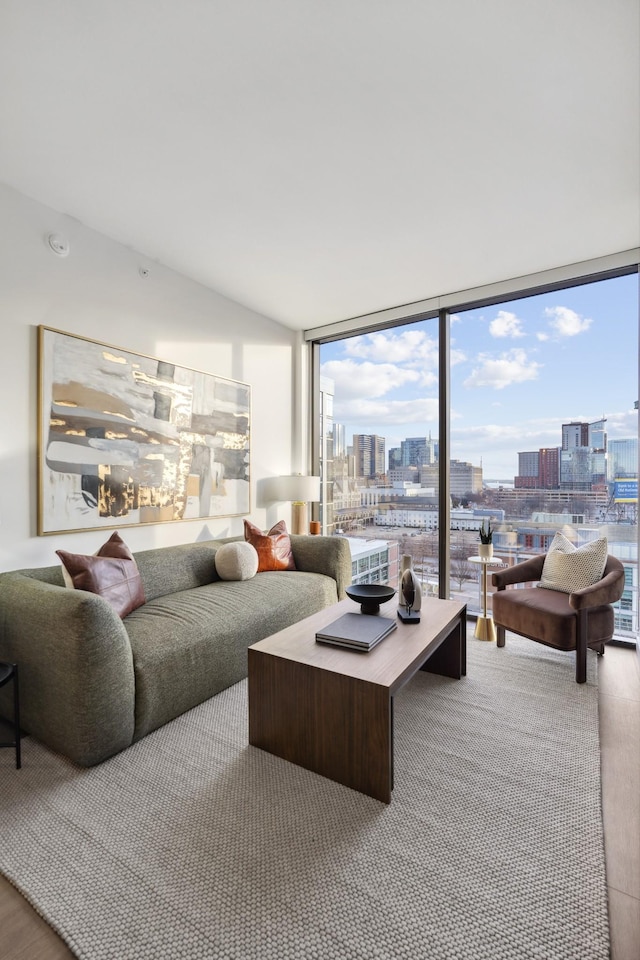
[450,417,565,476]
[543,306,592,337]
[320,358,420,399]
[418,371,438,388]
[344,330,438,365]
[335,396,439,427]
[462,349,542,390]
[489,310,525,338]
[595,409,637,439]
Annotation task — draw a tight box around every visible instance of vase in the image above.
[478,543,493,560]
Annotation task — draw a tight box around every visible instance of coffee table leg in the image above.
[249,649,393,803]
[390,696,394,793]
[421,611,466,679]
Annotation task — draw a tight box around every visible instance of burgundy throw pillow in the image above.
[56,532,146,619]
[243,519,296,572]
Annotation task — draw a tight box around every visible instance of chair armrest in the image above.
[569,567,625,611]
[492,554,545,589]
[289,535,352,599]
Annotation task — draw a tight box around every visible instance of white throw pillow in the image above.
[214,541,259,581]
[538,533,608,594]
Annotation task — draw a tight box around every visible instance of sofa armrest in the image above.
[0,573,136,765]
[569,566,625,611]
[492,554,545,590]
[289,535,352,600]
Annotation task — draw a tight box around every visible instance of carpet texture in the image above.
[0,637,608,959]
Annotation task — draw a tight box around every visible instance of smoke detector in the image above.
[47,233,70,257]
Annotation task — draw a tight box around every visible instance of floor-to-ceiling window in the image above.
[317,317,440,593]
[311,266,639,645]
[450,273,639,640]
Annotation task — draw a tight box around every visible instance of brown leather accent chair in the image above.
[491,553,625,683]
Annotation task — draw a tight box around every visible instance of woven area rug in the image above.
[0,636,608,960]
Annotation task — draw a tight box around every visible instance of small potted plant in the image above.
[478,520,493,560]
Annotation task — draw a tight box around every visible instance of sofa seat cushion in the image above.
[492,587,614,651]
[124,570,339,739]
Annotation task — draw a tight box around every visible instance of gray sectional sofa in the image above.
[0,534,351,766]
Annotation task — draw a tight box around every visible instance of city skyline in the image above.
[320,273,638,479]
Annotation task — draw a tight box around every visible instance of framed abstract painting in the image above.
[38,326,251,535]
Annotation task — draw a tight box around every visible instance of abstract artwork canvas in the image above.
[38,326,251,535]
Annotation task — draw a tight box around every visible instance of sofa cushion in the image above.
[539,533,608,594]
[125,570,338,738]
[56,533,146,619]
[214,541,259,581]
[244,520,296,572]
[133,541,223,602]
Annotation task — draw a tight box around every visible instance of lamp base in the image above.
[291,501,307,535]
[474,616,496,642]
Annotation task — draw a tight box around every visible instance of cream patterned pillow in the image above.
[538,533,608,594]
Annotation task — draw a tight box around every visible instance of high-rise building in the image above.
[515,451,539,489]
[332,423,346,458]
[518,451,539,476]
[588,418,607,484]
[514,451,536,487]
[401,437,427,467]
[388,447,402,472]
[608,438,638,480]
[450,459,483,497]
[420,459,482,497]
[388,466,420,483]
[353,434,385,478]
[589,419,607,452]
[560,447,593,490]
[560,419,607,490]
[538,447,560,488]
[319,376,335,532]
[562,421,590,449]
[399,433,439,467]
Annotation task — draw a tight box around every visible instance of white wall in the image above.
[0,183,304,571]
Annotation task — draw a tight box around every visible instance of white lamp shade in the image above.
[271,474,321,503]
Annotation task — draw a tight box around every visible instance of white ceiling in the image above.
[1,1,638,330]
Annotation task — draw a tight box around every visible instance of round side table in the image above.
[0,662,21,769]
[468,556,505,642]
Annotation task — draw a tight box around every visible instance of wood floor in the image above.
[1,642,639,960]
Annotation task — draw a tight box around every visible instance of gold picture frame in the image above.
[38,326,251,535]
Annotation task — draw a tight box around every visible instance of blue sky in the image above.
[320,273,639,480]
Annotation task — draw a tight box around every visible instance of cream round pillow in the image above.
[214,541,259,581]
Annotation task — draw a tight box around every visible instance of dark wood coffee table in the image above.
[248,596,466,803]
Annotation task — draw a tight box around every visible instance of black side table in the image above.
[0,662,21,769]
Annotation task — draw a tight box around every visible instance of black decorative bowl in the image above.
[345,584,396,615]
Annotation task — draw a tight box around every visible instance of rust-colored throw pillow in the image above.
[56,532,146,619]
[243,519,296,572]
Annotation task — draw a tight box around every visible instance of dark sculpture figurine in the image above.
[398,566,421,623]
[401,569,415,613]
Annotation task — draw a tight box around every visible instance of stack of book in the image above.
[315,612,397,651]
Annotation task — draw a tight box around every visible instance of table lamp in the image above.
[272,474,321,535]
